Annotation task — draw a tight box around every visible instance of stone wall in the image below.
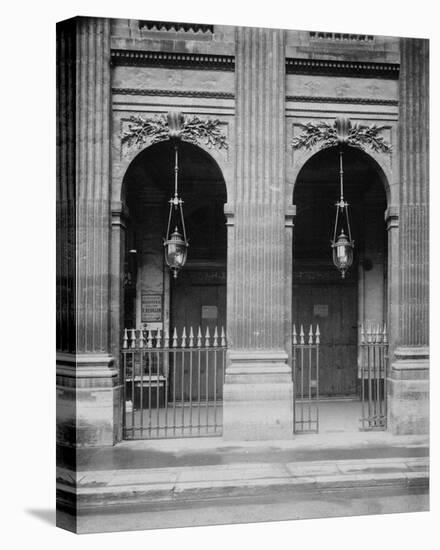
[56,17,429,444]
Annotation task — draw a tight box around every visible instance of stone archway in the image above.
[112,139,228,439]
[292,145,391,432]
[121,139,228,330]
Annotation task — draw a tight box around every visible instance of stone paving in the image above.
[57,432,429,527]
[57,403,429,533]
[58,455,428,508]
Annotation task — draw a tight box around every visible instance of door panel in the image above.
[171,283,226,336]
[170,270,226,401]
[292,282,357,396]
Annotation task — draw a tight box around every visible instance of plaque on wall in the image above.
[141,293,163,323]
[201,305,218,319]
[313,304,328,317]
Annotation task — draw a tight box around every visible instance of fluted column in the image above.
[397,38,429,349]
[223,28,293,439]
[229,26,286,351]
[389,38,429,434]
[56,17,118,450]
[56,18,77,354]
[75,17,112,354]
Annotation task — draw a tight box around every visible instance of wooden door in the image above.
[170,269,226,401]
[171,277,226,336]
[292,282,358,396]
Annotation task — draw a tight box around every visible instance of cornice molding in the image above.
[113,89,397,106]
[110,50,399,79]
[286,58,399,79]
[286,95,398,106]
[111,49,235,71]
[138,21,214,34]
[112,87,234,99]
[308,31,374,42]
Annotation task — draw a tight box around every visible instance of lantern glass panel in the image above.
[166,242,187,269]
[165,228,188,272]
[332,232,353,272]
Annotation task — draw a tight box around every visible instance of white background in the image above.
[0,0,437,547]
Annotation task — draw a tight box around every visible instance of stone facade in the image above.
[56,17,429,446]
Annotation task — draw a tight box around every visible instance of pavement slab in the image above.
[57,455,428,509]
[56,433,429,533]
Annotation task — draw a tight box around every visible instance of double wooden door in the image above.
[292,282,358,396]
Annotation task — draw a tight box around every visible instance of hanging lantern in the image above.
[164,140,189,278]
[331,149,354,278]
[164,226,188,278]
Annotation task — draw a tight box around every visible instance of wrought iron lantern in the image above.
[331,149,354,278]
[164,135,189,278]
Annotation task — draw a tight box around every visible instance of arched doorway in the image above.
[123,140,227,332]
[121,140,228,438]
[292,146,388,431]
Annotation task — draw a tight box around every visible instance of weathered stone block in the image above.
[223,351,294,440]
[388,356,429,435]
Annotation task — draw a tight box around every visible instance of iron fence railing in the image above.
[122,326,226,439]
[359,324,388,430]
[292,324,320,433]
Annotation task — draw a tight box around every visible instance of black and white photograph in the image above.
[3,0,437,547]
[54,11,430,534]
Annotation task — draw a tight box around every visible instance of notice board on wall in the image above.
[141,293,163,323]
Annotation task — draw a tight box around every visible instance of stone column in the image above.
[389,38,429,434]
[223,27,293,439]
[284,206,296,368]
[110,201,129,443]
[56,17,118,448]
[385,206,399,359]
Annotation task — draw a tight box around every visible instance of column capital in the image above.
[285,205,296,228]
[385,205,399,230]
[111,201,130,227]
[224,203,235,226]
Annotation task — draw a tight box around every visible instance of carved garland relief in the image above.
[121,111,229,155]
[291,117,392,154]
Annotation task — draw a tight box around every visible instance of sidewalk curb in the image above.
[57,457,429,512]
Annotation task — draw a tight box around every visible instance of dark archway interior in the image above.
[293,146,388,397]
[124,140,227,261]
[123,140,227,332]
[293,146,387,268]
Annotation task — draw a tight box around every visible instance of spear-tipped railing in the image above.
[122,325,227,439]
[359,322,388,430]
[292,324,320,434]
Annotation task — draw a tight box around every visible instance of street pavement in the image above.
[56,432,429,533]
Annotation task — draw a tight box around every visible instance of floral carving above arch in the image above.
[121,111,228,155]
[291,117,392,154]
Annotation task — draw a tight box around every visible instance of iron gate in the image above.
[292,324,320,433]
[359,324,388,430]
[122,326,226,439]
